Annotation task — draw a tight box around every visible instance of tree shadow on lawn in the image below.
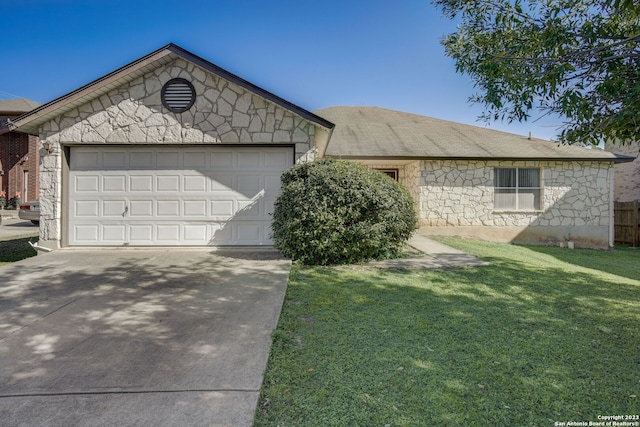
[261,257,640,426]
[525,244,640,282]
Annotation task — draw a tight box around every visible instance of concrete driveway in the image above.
[0,248,291,427]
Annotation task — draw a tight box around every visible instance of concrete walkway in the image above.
[366,234,488,269]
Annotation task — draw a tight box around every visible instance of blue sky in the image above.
[1,0,560,140]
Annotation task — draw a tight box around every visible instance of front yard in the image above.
[255,238,639,426]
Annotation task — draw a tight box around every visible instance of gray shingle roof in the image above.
[0,98,41,114]
[315,106,634,163]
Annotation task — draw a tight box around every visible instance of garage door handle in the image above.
[122,206,128,217]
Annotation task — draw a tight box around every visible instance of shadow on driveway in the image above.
[0,249,291,427]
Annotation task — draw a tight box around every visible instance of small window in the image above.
[161,78,196,113]
[494,168,541,211]
[376,169,398,181]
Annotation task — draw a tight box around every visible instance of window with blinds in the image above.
[494,168,541,211]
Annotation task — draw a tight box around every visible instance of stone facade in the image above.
[38,57,322,247]
[418,160,614,247]
[360,162,421,208]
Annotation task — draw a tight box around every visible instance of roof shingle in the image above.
[315,106,634,163]
[0,98,41,114]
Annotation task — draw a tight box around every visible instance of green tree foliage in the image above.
[433,0,640,145]
[271,159,417,265]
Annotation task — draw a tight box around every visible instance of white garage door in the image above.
[68,146,293,246]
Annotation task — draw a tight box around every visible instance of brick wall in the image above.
[0,130,39,203]
[605,141,640,202]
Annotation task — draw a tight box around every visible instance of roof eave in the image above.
[11,45,176,135]
[325,154,636,163]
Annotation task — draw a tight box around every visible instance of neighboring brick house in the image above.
[605,141,640,202]
[0,98,41,205]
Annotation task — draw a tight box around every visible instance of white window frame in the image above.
[23,170,29,202]
[494,167,542,211]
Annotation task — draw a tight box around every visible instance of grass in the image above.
[255,238,640,426]
[0,235,38,265]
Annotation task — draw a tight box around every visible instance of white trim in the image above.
[609,167,615,248]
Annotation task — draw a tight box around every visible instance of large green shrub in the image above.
[271,159,417,265]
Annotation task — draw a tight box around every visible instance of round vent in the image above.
[161,78,196,113]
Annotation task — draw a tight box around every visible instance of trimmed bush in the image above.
[271,159,417,265]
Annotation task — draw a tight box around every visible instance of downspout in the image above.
[609,165,615,248]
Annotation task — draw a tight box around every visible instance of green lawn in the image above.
[255,238,640,426]
[0,235,38,265]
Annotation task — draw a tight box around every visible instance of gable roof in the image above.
[316,106,635,163]
[10,43,334,135]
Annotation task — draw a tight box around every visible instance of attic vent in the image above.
[161,78,196,113]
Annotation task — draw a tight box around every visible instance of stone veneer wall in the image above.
[419,160,613,246]
[38,57,321,246]
[361,162,421,210]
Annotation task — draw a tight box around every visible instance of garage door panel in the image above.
[264,174,283,192]
[157,151,180,168]
[103,200,127,217]
[184,224,207,241]
[75,201,99,217]
[102,224,126,242]
[130,175,153,192]
[184,152,208,168]
[129,200,154,217]
[184,175,207,192]
[69,146,292,246]
[72,151,100,169]
[265,151,291,169]
[76,175,100,192]
[157,175,180,192]
[183,200,207,217]
[237,223,262,243]
[210,200,234,217]
[130,151,154,168]
[237,151,261,168]
[209,174,234,190]
[74,225,99,242]
[157,224,180,242]
[157,200,180,217]
[130,224,154,242]
[237,175,263,193]
[211,152,234,169]
[237,199,263,218]
[103,151,127,168]
[211,224,232,244]
[103,175,126,192]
